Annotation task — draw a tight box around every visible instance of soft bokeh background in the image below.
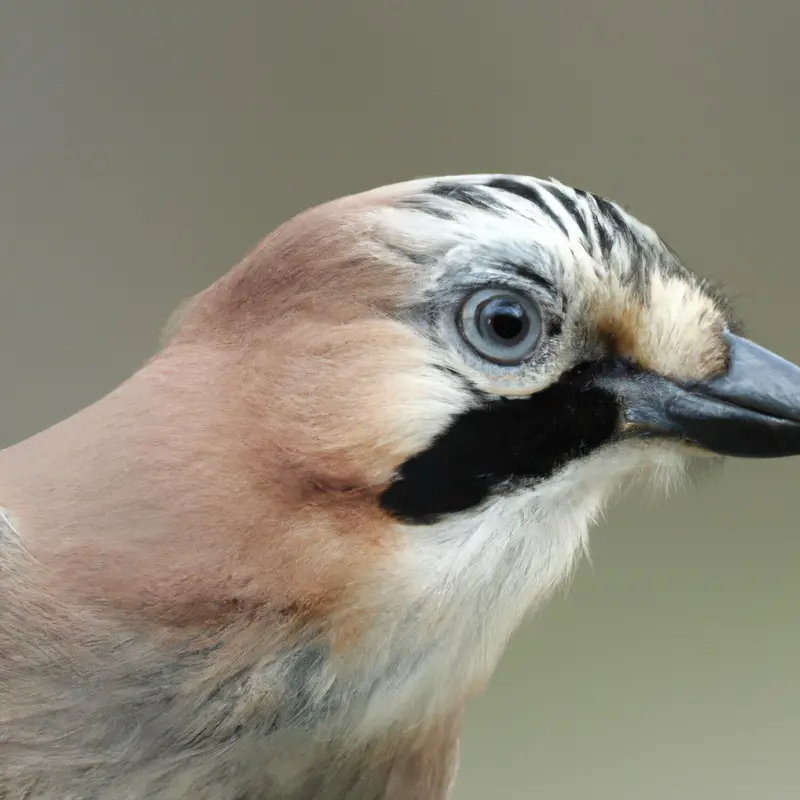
[1,2,798,797]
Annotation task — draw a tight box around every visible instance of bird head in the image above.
[4,174,800,757]
[163,173,800,531]
[140,174,800,729]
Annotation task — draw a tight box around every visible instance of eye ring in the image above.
[458,287,544,365]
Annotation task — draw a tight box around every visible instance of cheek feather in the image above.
[239,318,473,489]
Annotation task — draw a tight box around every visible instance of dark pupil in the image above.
[479,299,528,344]
[491,309,523,339]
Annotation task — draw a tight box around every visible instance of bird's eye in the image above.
[458,288,543,365]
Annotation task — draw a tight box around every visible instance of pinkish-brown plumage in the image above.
[1,174,795,799]
[0,181,469,798]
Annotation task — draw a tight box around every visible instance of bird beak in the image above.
[608,331,800,457]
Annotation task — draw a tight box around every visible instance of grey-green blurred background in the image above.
[1,2,798,798]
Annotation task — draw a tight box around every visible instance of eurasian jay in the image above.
[2,174,799,798]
